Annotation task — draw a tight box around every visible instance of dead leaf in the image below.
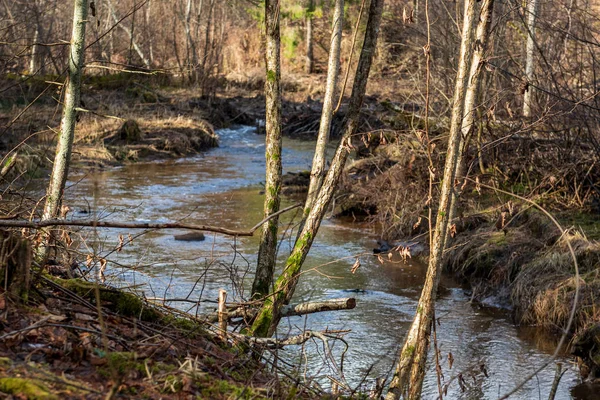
[75,313,95,322]
[351,259,361,274]
[117,234,125,252]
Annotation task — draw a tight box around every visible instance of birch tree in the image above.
[250,0,384,338]
[448,0,495,233]
[252,0,283,298]
[39,0,88,258]
[522,0,538,117]
[304,0,344,221]
[386,1,478,398]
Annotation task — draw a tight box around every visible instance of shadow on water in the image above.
[66,125,591,399]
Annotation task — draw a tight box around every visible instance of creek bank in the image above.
[0,239,320,399]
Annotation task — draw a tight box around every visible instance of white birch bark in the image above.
[522,0,538,117]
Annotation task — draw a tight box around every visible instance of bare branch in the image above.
[0,203,302,238]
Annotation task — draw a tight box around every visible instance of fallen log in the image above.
[205,297,356,323]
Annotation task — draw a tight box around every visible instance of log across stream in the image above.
[65,125,589,399]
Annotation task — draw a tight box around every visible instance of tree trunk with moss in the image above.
[448,0,495,233]
[385,1,477,398]
[39,0,88,260]
[250,0,384,338]
[252,0,283,299]
[303,0,344,221]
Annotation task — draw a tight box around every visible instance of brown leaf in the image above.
[449,224,457,238]
[412,217,422,231]
[117,234,125,252]
[351,258,361,274]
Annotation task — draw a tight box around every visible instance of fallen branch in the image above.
[0,203,301,237]
[205,297,356,323]
[230,329,343,349]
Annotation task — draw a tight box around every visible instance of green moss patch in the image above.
[0,378,57,400]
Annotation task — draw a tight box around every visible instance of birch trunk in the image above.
[250,0,384,338]
[251,0,283,299]
[305,0,314,74]
[29,25,40,74]
[385,1,478,398]
[303,0,344,219]
[448,0,495,232]
[39,0,88,258]
[522,0,538,117]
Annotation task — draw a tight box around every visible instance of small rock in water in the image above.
[174,232,206,241]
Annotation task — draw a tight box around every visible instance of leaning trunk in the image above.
[385,1,477,398]
[522,0,538,117]
[303,0,344,220]
[251,0,283,298]
[39,0,88,259]
[250,0,384,338]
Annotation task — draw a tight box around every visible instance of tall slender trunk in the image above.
[385,1,478,399]
[305,0,314,73]
[251,0,283,299]
[184,0,199,82]
[29,25,40,74]
[39,0,88,258]
[522,0,538,117]
[250,0,384,338]
[146,0,154,64]
[200,0,215,80]
[448,0,495,232]
[303,0,344,221]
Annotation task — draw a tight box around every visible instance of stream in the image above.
[65,125,592,399]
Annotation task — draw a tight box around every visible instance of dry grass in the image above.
[513,234,600,332]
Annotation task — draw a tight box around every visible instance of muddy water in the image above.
[67,126,586,399]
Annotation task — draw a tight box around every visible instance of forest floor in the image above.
[1,71,600,393]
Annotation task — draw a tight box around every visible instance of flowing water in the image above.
[66,125,591,399]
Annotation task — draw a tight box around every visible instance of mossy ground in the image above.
[0,276,316,399]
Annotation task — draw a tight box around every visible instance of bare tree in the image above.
[304,0,344,221]
[250,0,384,338]
[39,0,89,258]
[305,0,314,73]
[522,0,538,117]
[252,0,283,299]
[107,0,151,68]
[386,0,478,398]
[448,0,495,233]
